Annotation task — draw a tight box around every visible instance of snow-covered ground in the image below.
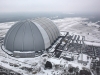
[53,17,100,46]
[0,47,93,75]
[0,17,100,44]
[0,22,16,37]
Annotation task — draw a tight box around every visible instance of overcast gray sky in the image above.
[0,0,100,13]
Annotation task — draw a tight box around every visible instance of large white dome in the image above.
[4,18,60,57]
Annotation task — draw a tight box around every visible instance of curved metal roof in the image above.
[33,17,60,44]
[4,18,60,55]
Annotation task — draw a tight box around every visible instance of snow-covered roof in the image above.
[78,54,89,61]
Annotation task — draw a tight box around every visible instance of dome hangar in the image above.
[3,18,60,57]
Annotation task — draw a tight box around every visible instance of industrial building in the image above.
[3,18,60,57]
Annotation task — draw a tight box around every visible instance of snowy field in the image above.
[0,22,16,38]
[53,17,100,46]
